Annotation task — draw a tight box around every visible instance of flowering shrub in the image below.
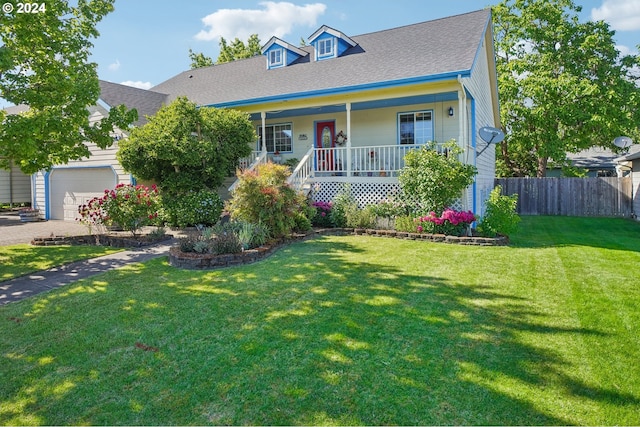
[415,209,476,236]
[311,201,333,227]
[162,189,223,227]
[77,183,160,236]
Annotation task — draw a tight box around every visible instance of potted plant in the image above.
[19,207,41,222]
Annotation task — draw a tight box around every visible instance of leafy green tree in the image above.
[494,0,640,177]
[0,0,136,174]
[398,141,477,215]
[217,34,262,64]
[117,97,254,194]
[188,48,214,69]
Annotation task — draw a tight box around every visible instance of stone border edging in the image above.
[31,234,174,248]
[168,228,507,270]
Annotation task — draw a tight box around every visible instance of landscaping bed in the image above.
[169,227,508,270]
[31,233,173,248]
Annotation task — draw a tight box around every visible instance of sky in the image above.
[1,0,639,105]
[91,0,640,91]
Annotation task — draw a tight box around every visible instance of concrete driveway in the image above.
[0,212,89,246]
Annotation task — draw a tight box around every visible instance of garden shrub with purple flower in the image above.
[311,201,333,227]
[415,209,476,236]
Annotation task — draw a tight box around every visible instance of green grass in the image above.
[0,245,123,282]
[1,216,639,425]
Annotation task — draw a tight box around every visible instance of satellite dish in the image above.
[479,126,505,144]
[477,126,505,156]
[613,136,633,149]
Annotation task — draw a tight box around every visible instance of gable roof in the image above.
[98,80,168,126]
[308,25,357,48]
[152,9,492,108]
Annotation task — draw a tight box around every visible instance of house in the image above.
[31,8,500,220]
[546,147,624,177]
[615,146,640,219]
[30,82,168,220]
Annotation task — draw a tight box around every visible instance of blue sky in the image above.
[92,0,640,91]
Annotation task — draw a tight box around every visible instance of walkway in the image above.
[0,212,176,305]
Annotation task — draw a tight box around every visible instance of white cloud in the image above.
[120,80,153,90]
[195,1,326,42]
[591,0,640,31]
[108,59,121,71]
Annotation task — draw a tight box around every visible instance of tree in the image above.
[117,97,255,194]
[494,0,640,177]
[0,0,137,174]
[217,34,262,64]
[188,49,214,69]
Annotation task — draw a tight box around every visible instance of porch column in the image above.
[346,102,352,177]
[261,111,267,153]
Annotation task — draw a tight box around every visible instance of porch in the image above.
[233,142,447,206]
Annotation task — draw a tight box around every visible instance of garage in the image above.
[49,167,117,221]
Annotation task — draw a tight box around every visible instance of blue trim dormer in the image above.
[262,37,308,69]
[308,26,357,62]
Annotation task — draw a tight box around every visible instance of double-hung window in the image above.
[268,49,283,68]
[258,123,293,153]
[318,38,334,57]
[398,111,433,145]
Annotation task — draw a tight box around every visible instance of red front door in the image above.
[315,121,335,172]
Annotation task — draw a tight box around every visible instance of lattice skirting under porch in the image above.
[309,181,464,211]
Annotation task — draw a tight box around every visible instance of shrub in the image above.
[77,183,161,236]
[210,232,243,255]
[330,185,357,228]
[398,141,477,215]
[416,209,476,236]
[394,215,418,233]
[226,163,311,239]
[311,201,333,227]
[162,189,223,228]
[346,204,377,229]
[478,185,521,237]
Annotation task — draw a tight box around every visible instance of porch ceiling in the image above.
[248,91,458,121]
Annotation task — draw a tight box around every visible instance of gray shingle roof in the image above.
[152,9,491,107]
[98,80,169,126]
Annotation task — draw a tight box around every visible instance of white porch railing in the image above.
[287,146,315,192]
[228,150,267,192]
[287,143,446,192]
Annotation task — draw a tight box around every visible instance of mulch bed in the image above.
[169,228,508,270]
[31,233,174,248]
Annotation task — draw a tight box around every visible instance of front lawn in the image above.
[1,216,639,425]
[0,245,123,282]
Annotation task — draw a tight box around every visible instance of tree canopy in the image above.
[494,0,640,177]
[117,97,255,194]
[189,34,262,69]
[0,0,137,174]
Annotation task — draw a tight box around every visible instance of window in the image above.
[398,111,433,145]
[269,49,283,67]
[258,123,293,153]
[318,38,334,57]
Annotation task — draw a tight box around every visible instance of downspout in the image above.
[458,74,476,216]
[346,102,352,177]
[261,112,267,153]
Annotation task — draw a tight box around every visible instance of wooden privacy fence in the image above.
[495,177,633,217]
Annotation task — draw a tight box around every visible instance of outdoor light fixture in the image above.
[448,106,454,117]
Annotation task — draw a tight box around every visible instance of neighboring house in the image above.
[0,159,31,206]
[615,146,640,219]
[30,81,168,220]
[547,147,625,177]
[32,8,500,220]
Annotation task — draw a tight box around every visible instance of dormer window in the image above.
[262,37,308,70]
[318,39,334,57]
[269,49,283,68]
[309,25,357,62]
